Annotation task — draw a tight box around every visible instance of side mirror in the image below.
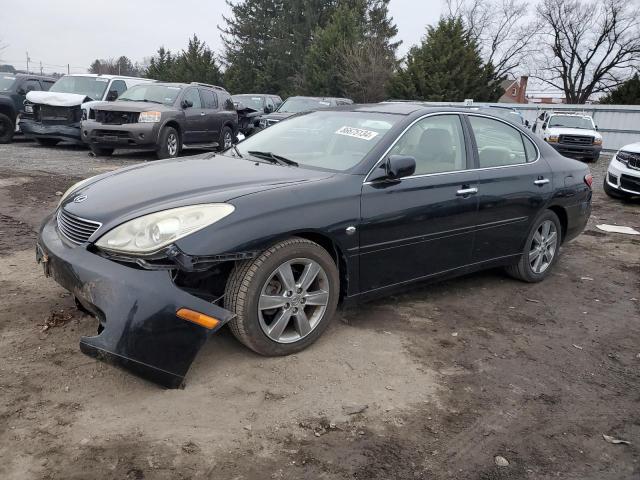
[182,99,193,109]
[369,155,416,182]
[264,105,273,113]
[595,125,599,131]
[525,120,530,128]
[106,90,119,101]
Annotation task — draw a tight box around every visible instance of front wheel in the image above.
[219,126,233,152]
[225,237,339,356]
[0,113,14,143]
[506,210,562,283]
[156,126,179,159]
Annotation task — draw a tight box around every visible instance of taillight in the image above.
[584,173,593,188]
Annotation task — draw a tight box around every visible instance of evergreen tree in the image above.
[600,74,640,105]
[387,17,503,102]
[145,47,175,81]
[172,35,223,85]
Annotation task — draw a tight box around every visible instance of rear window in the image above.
[0,75,17,92]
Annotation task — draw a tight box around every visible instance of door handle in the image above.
[534,178,550,186]
[200,112,206,116]
[456,187,478,196]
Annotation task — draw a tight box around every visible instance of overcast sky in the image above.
[1,0,442,75]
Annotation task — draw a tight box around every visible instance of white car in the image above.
[20,74,153,146]
[604,142,640,199]
[532,111,603,162]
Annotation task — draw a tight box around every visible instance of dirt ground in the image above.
[0,139,638,480]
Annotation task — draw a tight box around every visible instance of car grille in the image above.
[94,110,139,125]
[39,105,81,124]
[620,174,640,194]
[559,135,594,146]
[617,150,640,170]
[56,209,102,244]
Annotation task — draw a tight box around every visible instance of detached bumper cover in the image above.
[20,118,83,143]
[36,215,235,388]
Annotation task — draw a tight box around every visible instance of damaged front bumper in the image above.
[20,118,83,144]
[36,214,235,388]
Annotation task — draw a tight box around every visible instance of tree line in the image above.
[88,0,640,105]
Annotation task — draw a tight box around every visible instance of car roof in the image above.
[4,73,56,81]
[150,82,228,92]
[286,96,352,102]
[233,93,280,97]
[61,74,151,81]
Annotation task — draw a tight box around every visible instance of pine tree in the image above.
[145,47,176,81]
[172,35,223,85]
[387,18,503,102]
[600,74,640,105]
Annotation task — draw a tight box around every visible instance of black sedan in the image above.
[36,103,592,388]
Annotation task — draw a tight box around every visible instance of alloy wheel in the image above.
[224,131,233,149]
[167,133,178,156]
[529,220,558,274]
[258,258,330,344]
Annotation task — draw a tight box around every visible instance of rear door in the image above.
[465,114,553,263]
[200,88,221,142]
[181,88,207,144]
[359,113,479,292]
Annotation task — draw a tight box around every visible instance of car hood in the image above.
[263,112,296,122]
[61,154,333,224]
[26,90,90,107]
[545,127,601,139]
[91,101,175,113]
[620,142,640,154]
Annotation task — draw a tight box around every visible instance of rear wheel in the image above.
[90,146,114,157]
[0,113,14,143]
[219,126,233,151]
[157,126,179,159]
[36,138,60,147]
[225,237,339,356]
[506,210,562,283]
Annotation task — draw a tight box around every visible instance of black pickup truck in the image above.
[0,73,56,143]
[82,82,239,158]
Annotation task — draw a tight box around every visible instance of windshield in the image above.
[233,95,264,110]
[50,76,110,101]
[548,115,594,130]
[118,84,181,105]
[0,75,16,92]
[277,97,333,114]
[233,111,399,171]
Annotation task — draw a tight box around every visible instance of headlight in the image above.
[57,176,97,207]
[139,111,161,123]
[546,135,559,143]
[25,104,33,114]
[95,204,235,255]
[593,138,602,146]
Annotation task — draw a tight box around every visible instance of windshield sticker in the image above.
[96,78,109,82]
[167,86,180,90]
[319,101,331,106]
[252,97,262,101]
[335,126,380,141]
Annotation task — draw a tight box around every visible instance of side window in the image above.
[272,96,282,108]
[108,80,127,99]
[182,88,202,108]
[200,89,218,109]
[469,116,528,168]
[523,135,538,162]
[389,114,467,175]
[218,92,234,110]
[23,79,41,92]
[265,96,274,112]
[41,80,55,91]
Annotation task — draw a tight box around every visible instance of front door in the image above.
[465,114,553,263]
[181,88,207,144]
[359,114,479,293]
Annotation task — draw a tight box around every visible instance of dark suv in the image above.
[232,93,282,136]
[0,73,56,143]
[81,82,238,159]
[259,96,353,128]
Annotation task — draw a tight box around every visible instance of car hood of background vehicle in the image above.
[263,112,296,122]
[92,101,175,113]
[26,90,89,107]
[619,142,640,154]
[546,127,601,139]
[62,154,333,224]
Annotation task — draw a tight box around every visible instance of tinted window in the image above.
[389,114,467,175]
[23,79,41,92]
[183,88,202,108]
[271,96,283,107]
[265,96,275,112]
[219,92,234,110]
[523,135,538,162]
[109,80,127,98]
[41,80,55,91]
[469,116,527,168]
[0,75,16,92]
[201,89,218,109]
[277,97,333,113]
[119,84,181,105]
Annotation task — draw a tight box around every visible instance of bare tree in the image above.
[445,0,540,79]
[536,0,640,104]
[339,39,396,103]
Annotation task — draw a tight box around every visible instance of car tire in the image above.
[225,237,340,356]
[36,138,60,147]
[90,146,114,157]
[505,210,562,283]
[0,113,14,144]
[603,177,628,199]
[219,126,233,152]
[157,126,180,159]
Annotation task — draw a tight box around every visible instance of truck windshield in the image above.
[50,76,109,101]
[233,95,264,110]
[118,85,181,105]
[0,75,16,92]
[277,98,334,113]
[548,115,594,130]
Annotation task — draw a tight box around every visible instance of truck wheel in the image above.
[505,210,562,283]
[225,237,340,356]
[90,146,114,157]
[0,113,15,143]
[36,138,60,147]
[219,126,233,151]
[157,126,180,159]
